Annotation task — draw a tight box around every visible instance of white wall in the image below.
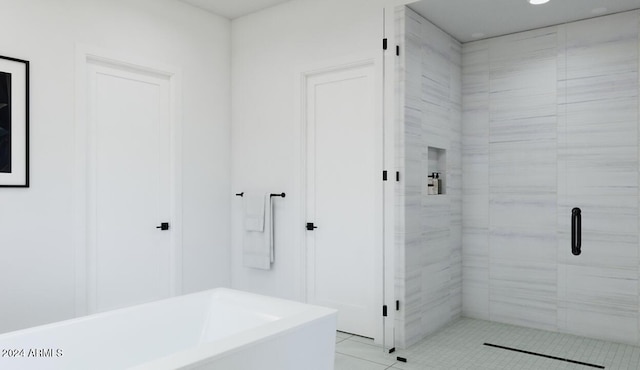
[0,0,231,333]
[230,0,387,300]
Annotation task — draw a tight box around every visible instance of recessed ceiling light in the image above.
[471,33,486,39]
[529,0,550,4]
[591,7,608,14]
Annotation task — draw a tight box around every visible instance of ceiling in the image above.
[408,0,640,43]
[179,0,292,19]
[180,0,640,40]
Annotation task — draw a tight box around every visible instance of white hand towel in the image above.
[244,194,265,232]
[243,193,272,270]
[268,195,275,263]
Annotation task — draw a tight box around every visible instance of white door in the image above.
[85,60,176,313]
[305,62,379,338]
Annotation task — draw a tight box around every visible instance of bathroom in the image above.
[0,0,640,368]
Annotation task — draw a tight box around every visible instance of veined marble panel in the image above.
[460,7,640,346]
[489,27,558,62]
[565,74,637,103]
[557,11,640,345]
[487,20,559,332]
[564,11,639,48]
[463,255,488,283]
[490,95,557,123]
[462,43,490,107]
[489,140,557,193]
[449,245,463,319]
[405,5,640,349]
[398,6,463,348]
[489,257,558,330]
[490,116,557,143]
[462,195,488,228]
[421,67,451,102]
[462,39,490,320]
[462,44,489,153]
[489,193,557,230]
[558,195,638,235]
[558,228,638,269]
[463,227,489,255]
[562,118,637,154]
[489,225,558,331]
[462,226,489,320]
[559,264,639,344]
[490,227,557,262]
[462,142,488,170]
[462,283,489,320]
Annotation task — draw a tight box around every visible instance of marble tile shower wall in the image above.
[463,27,559,331]
[395,7,463,349]
[462,10,640,345]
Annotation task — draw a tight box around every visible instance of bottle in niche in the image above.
[427,174,434,195]
[433,173,439,195]
[436,172,444,194]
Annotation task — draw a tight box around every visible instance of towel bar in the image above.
[235,192,286,198]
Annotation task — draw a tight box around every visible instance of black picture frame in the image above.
[0,54,29,188]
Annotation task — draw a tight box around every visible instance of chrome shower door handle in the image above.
[571,208,581,256]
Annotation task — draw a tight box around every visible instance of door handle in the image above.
[156,222,170,231]
[306,222,318,231]
[571,208,581,256]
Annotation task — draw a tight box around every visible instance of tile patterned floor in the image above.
[335,318,640,370]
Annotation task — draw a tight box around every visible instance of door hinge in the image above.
[383,38,388,50]
[396,300,400,311]
[396,45,400,56]
[383,305,388,317]
[383,170,388,181]
[396,171,400,182]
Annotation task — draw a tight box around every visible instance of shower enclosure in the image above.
[393,0,640,352]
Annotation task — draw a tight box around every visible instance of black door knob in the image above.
[306,222,318,231]
[156,222,170,231]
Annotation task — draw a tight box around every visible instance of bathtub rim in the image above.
[130,305,337,370]
[0,288,337,369]
[0,288,330,339]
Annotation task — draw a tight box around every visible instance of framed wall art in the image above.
[0,55,29,187]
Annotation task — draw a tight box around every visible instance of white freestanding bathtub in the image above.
[0,288,337,369]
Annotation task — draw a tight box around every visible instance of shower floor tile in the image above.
[335,318,640,370]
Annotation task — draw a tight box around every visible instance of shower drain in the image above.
[483,343,605,369]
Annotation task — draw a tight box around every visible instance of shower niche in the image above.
[427,146,446,195]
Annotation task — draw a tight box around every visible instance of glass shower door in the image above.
[558,7,640,350]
